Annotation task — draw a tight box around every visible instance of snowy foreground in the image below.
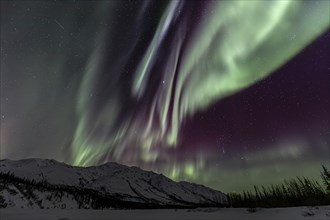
[1,206,330,220]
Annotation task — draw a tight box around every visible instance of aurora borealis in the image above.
[1,0,329,192]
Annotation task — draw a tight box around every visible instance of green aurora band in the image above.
[68,0,330,190]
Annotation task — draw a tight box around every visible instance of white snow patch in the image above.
[0,206,329,220]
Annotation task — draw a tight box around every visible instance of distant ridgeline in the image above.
[1,159,329,209]
[228,165,330,208]
[0,159,227,209]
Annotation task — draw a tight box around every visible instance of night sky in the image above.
[1,0,329,192]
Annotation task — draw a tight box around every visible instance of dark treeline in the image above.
[1,166,330,209]
[228,165,330,208]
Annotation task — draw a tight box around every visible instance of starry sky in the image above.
[1,0,329,193]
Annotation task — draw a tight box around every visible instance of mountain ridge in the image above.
[0,158,228,209]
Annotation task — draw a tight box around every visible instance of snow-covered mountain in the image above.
[0,159,227,209]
